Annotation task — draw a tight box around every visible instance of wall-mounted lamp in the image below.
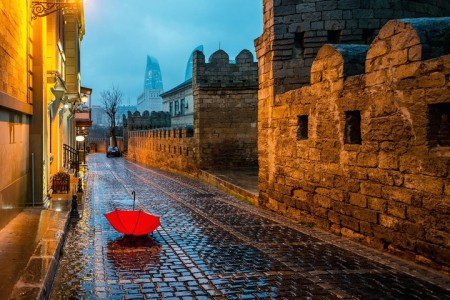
[81,94,88,103]
[50,81,66,101]
[31,1,81,20]
[75,135,85,142]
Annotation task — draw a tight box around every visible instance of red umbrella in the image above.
[105,191,161,236]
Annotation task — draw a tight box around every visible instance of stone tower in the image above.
[255,0,450,95]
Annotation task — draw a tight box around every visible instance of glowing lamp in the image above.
[76,135,85,142]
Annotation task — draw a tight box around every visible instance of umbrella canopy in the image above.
[105,210,160,236]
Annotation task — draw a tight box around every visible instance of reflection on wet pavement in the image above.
[50,155,450,299]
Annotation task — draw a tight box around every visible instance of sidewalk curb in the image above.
[9,210,70,300]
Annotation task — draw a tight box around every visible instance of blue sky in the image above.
[81,0,263,105]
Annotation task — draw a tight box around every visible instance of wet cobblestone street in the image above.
[50,155,450,299]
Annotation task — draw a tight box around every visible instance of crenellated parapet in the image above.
[126,125,196,174]
[123,110,171,131]
[193,49,258,89]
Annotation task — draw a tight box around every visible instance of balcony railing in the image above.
[75,108,92,127]
[63,144,79,176]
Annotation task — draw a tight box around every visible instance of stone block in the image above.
[408,44,422,61]
[356,152,378,167]
[418,72,446,88]
[421,195,450,212]
[368,197,387,212]
[340,215,360,232]
[388,201,407,219]
[382,181,412,201]
[378,152,399,170]
[366,40,388,59]
[314,194,332,208]
[425,229,449,247]
[351,206,378,223]
[416,241,450,266]
[349,193,367,208]
[379,214,400,229]
[360,182,382,197]
[341,227,365,240]
[328,210,341,224]
[393,62,421,80]
[404,174,443,194]
[366,69,386,86]
[360,220,372,235]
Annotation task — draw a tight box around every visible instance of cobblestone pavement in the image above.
[50,155,450,299]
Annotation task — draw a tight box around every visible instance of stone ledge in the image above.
[198,170,259,206]
[9,210,70,300]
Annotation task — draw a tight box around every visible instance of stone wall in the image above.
[193,50,259,169]
[127,127,196,174]
[126,49,259,175]
[255,0,450,95]
[0,2,32,230]
[123,110,171,152]
[257,17,450,270]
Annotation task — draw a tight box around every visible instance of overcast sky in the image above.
[81,0,263,106]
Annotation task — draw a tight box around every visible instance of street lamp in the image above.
[75,135,85,142]
[81,94,89,104]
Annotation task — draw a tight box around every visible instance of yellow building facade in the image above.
[0,0,85,230]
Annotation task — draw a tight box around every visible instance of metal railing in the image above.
[63,144,79,176]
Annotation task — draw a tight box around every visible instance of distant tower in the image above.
[137,55,164,113]
[185,45,204,80]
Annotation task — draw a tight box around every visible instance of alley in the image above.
[50,155,450,299]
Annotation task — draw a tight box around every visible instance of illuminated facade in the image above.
[0,0,86,230]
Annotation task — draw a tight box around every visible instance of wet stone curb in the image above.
[9,210,70,300]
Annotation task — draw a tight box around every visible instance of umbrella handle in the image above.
[132,190,136,210]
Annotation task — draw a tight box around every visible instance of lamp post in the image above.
[75,135,85,176]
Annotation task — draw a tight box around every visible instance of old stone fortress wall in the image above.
[126,49,259,174]
[126,0,450,271]
[260,17,450,270]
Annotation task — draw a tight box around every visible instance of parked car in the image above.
[106,146,121,157]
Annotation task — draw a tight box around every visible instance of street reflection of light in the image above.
[2,205,14,209]
[56,208,62,212]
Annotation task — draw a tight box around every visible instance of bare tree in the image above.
[101,85,123,147]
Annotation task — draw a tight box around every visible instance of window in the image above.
[175,100,179,115]
[293,31,305,58]
[297,115,308,140]
[294,32,305,50]
[169,102,173,116]
[344,111,362,144]
[362,29,376,45]
[181,98,186,115]
[327,30,341,44]
[428,103,450,147]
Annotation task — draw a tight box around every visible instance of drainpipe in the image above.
[31,153,35,207]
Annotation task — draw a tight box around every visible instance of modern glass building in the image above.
[184,45,203,80]
[137,55,164,113]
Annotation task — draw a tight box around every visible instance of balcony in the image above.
[75,108,92,127]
